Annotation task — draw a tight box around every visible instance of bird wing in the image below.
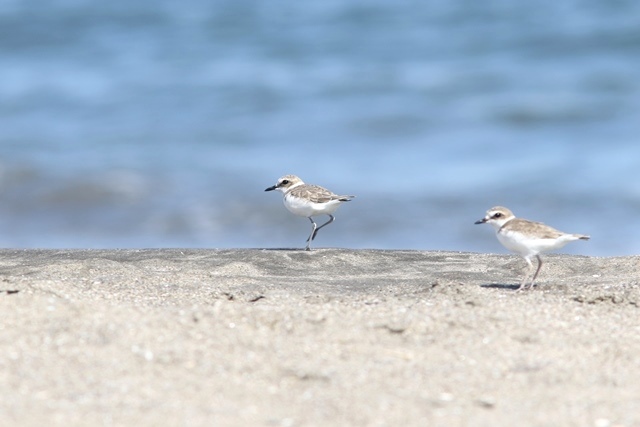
[289,185,345,203]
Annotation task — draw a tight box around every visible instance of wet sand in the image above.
[1,249,639,426]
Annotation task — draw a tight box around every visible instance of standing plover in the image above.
[265,175,355,251]
[475,206,590,290]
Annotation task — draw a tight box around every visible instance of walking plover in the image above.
[265,175,355,251]
[475,206,590,290]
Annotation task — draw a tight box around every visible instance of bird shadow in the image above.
[480,283,521,291]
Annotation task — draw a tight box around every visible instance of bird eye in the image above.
[493,212,502,218]
[281,179,289,185]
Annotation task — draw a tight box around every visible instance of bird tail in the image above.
[574,234,590,241]
[339,195,356,202]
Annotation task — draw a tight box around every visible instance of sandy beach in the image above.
[1,249,639,426]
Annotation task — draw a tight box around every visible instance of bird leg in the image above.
[517,255,543,290]
[310,215,335,241]
[305,215,336,250]
[305,217,317,251]
[529,255,543,289]
[518,257,535,291]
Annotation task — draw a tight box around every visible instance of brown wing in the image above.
[505,218,566,239]
[289,184,349,203]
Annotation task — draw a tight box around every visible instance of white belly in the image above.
[283,194,342,217]
[497,230,573,257]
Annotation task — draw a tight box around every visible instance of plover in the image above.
[265,175,355,251]
[475,206,590,290]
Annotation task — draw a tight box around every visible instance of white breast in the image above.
[497,229,576,257]
[283,194,342,217]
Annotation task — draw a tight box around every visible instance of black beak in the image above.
[265,185,277,192]
[474,218,487,225]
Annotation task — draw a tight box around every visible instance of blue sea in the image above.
[1,0,639,255]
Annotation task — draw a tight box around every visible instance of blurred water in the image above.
[0,0,639,255]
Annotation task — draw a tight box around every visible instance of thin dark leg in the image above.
[310,214,335,241]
